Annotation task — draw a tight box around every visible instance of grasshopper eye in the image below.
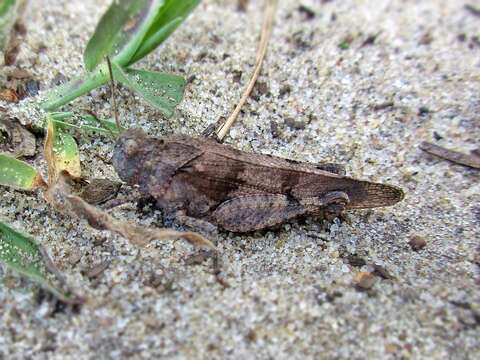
[124,139,138,156]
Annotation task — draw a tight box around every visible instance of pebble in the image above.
[409,235,427,251]
[354,272,376,290]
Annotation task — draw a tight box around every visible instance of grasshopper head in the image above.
[112,128,150,185]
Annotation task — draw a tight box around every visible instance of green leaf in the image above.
[111,62,186,118]
[0,0,15,17]
[48,111,75,121]
[130,17,182,64]
[49,112,124,137]
[0,154,46,190]
[130,0,201,64]
[41,0,199,111]
[84,0,145,71]
[0,0,17,51]
[84,0,165,70]
[0,221,81,303]
[45,117,81,183]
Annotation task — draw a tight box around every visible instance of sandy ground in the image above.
[1,0,479,358]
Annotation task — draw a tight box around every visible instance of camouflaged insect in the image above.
[113,129,404,233]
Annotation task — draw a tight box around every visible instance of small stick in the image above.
[216,0,277,141]
[105,56,120,131]
[420,141,480,169]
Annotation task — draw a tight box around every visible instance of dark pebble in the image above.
[346,254,366,267]
[418,106,430,116]
[433,131,443,141]
[284,117,306,130]
[409,235,427,251]
[297,5,316,20]
[372,264,395,280]
[279,84,291,97]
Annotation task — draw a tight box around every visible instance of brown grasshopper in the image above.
[112,129,404,233]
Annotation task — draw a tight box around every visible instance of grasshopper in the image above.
[112,129,404,233]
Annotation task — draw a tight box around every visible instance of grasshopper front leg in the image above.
[171,210,228,287]
[171,210,219,237]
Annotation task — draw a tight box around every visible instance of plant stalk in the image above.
[39,63,109,111]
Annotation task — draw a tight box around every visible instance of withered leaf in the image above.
[0,88,19,102]
[45,173,215,251]
[44,117,81,184]
[0,118,36,157]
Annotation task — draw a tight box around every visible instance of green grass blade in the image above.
[0,221,81,303]
[75,114,124,135]
[0,0,17,51]
[111,62,185,118]
[131,0,200,64]
[0,0,15,16]
[130,17,182,64]
[49,111,75,121]
[113,0,164,67]
[50,112,124,137]
[0,154,45,190]
[83,0,146,71]
[84,0,165,70]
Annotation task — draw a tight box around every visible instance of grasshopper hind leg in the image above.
[212,191,350,233]
[212,194,307,233]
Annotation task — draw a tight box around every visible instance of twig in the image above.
[420,142,480,169]
[216,0,277,141]
[105,56,120,131]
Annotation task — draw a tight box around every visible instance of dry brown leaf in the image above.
[45,173,215,251]
[0,88,19,102]
[0,118,36,157]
